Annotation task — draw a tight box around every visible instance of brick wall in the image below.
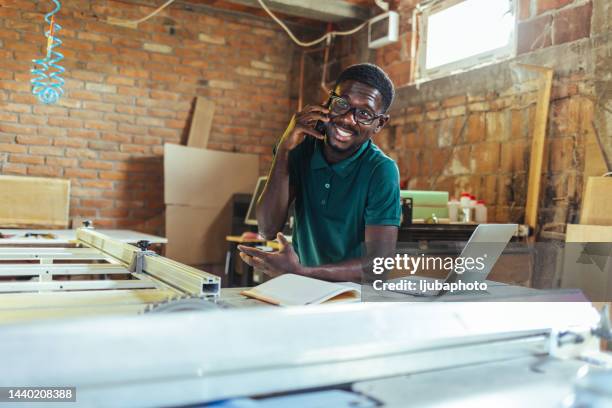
[0,0,298,234]
[329,0,607,235]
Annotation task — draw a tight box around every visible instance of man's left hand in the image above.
[238,233,301,278]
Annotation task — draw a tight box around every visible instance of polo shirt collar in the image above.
[311,139,371,178]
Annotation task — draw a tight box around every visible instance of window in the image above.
[417,0,516,81]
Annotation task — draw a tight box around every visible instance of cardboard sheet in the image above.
[0,175,70,228]
[187,97,215,149]
[163,144,260,265]
[165,204,232,265]
[164,143,259,208]
[580,177,612,226]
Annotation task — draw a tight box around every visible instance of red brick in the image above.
[48,117,83,129]
[120,144,150,154]
[84,121,117,131]
[100,171,128,180]
[81,160,114,170]
[9,154,45,165]
[16,135,51,145]
[27,165,63,177]
[1,123,37,135]
[553,3,593,45]
[118,124,147,135]
[33,105,67,116]
[100,133,132,143]
[83,102,115,112]
[29,146,65,156]
[54,137,88,148]
[65,168,99,179]
[2,163,27,175]
[80,180,114,189]
[537,0,572,14]
[71,70,106,82]
[81,198,114,207]
[517,14,553,54]
[100,208,130,217]
[107,76,135,86]
[46,157,79,167]
[519,0,532,20]
[19,115,47,125]
[68,90,103,101]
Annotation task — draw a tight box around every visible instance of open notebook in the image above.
[241,274,361,306]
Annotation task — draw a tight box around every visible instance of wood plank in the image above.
[0,289,177,310]
[580,177,612,226]
[0,304,149,324]
[222,0,370,22]
[519,65,554,233]
[565,224,612,242]
[187,97,215,149]
[584,130,610,177]
[0,175,70,228]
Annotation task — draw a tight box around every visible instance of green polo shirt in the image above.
[287,137,401,267]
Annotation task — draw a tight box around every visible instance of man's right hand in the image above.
[278,105,329,152]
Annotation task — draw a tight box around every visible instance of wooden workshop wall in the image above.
[331,0,610,236]
[0,0,297,234]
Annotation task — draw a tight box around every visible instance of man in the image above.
[239,63,400,282]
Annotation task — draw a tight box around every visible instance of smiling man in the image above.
[239,63,400,282]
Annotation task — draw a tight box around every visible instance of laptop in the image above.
[390,224,517,297]
[244,176,268,226]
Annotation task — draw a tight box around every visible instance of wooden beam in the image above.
[517,64,553,235]
[223,0,371,22]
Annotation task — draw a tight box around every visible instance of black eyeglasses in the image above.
[328,92,383,125]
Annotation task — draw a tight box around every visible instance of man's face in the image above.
[324,80,389,154]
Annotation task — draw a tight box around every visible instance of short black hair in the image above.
[334,63,395,113]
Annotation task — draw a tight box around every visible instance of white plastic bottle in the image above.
[459,192,471,208]
[447,198,460,222]
[475,200,488,223]
[459,192,471,223]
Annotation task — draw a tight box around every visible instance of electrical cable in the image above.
[256,0,368,47]
[31,0,65,104]
[109,0,177,26]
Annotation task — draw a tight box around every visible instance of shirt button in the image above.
[321,200,326,205]
[324,183,330,189]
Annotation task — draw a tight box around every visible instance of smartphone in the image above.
[314,98,331,136]
[314,119,327,135]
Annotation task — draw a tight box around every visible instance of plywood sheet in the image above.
[562,224,612,301]
[164,144,259,207]
[566,224,612,242]
[0,175,70,228]
[187,97,215,149]
[580,177,612,226]
[165,204,232,265]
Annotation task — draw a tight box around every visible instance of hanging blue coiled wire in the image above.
[31,0,65,104]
